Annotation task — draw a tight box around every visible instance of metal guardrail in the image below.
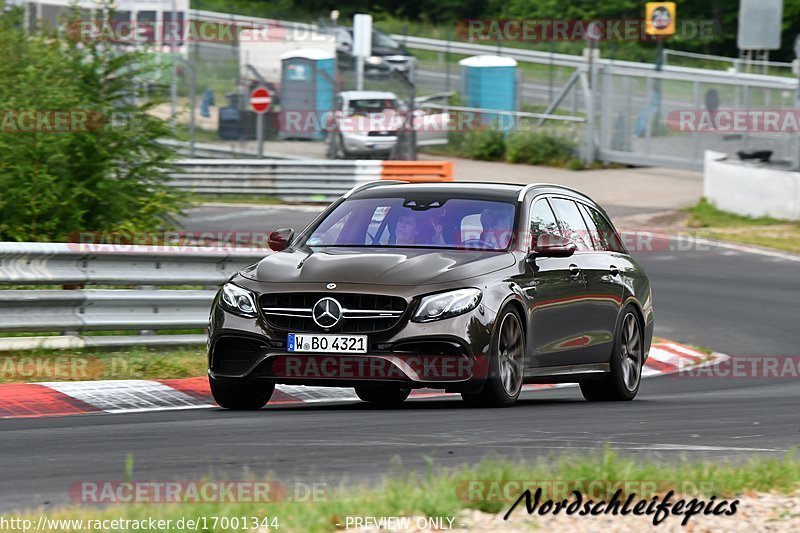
[397,35,799,85]
[169,159,453,201]
[0,242,267,286]
[0,243,269,350]
[160,139,299,160]
[0,290,214,333]
[419,103,585,123]
[170,159,382,201]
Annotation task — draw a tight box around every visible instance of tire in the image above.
[462,307,525,408]
[355,385,410,406]
[580,306,644,402]
[209,376,273,410]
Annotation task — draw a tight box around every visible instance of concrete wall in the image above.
[704,150,800,221]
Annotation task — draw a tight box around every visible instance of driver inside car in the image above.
[479,208,513,249]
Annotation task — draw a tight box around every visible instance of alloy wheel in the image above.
[498,312,524,396]
[620,312,642,392]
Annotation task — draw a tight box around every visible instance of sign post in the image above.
[353,14,372,91]
[645,2,676,134]
[645,1,676,72]
[249,86,272,158]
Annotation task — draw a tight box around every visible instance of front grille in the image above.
[260,293,406,333]
[368,131,394,137]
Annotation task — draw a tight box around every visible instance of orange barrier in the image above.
[380,161,453,182]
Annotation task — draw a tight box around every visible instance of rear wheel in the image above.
[462,308,525,407]
[355,385,410,406]
[580,307,643,402]
[209,376,273,410]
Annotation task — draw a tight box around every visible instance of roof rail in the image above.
[516,182,591,201]
[342,180,409,198]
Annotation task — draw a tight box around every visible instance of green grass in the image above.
[687,198,786,228]
[7,450,800,532]
[0,345,207,383]
[685,198,800,254]
[174,123,221,144]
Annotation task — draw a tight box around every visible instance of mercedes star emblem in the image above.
[312,297,342,328]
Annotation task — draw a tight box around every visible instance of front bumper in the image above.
[341,132,398,154]
[208,288,494,391]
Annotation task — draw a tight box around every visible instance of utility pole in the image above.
[391,69,417,160]
[170,0,178,132]
[794,35,800,168]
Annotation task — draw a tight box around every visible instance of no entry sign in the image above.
[249,86,272,114]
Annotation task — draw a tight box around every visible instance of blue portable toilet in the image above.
[459,55,517,130]
[279,49,336,140]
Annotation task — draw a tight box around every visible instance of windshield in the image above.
[303,197,516,250]
[372,30,400,49]
[347,98,397,116]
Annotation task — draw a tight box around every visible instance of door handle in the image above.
[569,264,581,277]
[609,265,620,276]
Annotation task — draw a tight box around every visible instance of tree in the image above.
[0,8,185,242]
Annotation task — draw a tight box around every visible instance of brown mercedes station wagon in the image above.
[208,181,654,408]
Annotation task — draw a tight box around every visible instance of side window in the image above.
[529,199,560,249]
[576,203,603,251]
[337,28,353,48]
[549,198,593,252]
[580,204,627,253]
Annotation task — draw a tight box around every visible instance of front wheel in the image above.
[210,376,273,410]
[462,308,525,407]
[580,307,643,402]
[355,385,410,406]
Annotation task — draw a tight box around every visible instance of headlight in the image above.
[219,283,258,318]
[365,55,384,65]
[412,288,482,323]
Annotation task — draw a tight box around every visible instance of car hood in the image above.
[239,247,515,286]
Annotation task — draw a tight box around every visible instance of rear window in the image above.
[348,99,397,116]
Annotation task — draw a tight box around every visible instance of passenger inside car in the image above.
[394,212,445,246]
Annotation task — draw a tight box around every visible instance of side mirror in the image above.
[268,228,294,252]
[529,233,576,259]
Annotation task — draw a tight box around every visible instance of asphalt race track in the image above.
[1,204,798,511]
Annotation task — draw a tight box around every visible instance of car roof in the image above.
[348,181,596,204]
[340,91,398,100]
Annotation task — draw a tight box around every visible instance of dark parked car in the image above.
[328,26,414,76]
[208,182,654,408]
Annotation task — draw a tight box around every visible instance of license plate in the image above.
[287,333,367,354]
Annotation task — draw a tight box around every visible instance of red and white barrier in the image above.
[0,341,726,419]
